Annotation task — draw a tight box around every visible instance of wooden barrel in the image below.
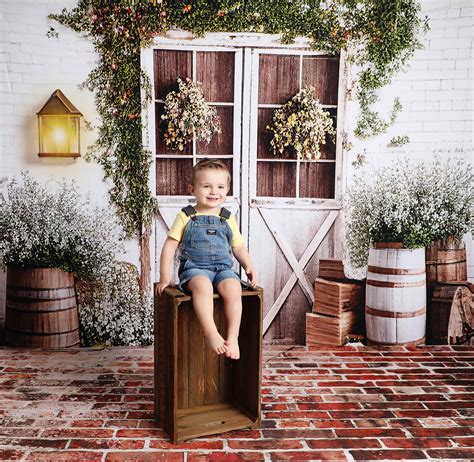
[426,239,467,285]
[365,243,426,346]
[6,267,80,348]
[428,283,462,345]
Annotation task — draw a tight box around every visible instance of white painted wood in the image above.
[153,33,323,50]
[335,49,347,200]
[262,210,338,334]
[232,49,243,199]
[365,246,426,344]
[240,48,253,259]
[259,208,314,303]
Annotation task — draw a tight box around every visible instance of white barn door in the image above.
[145,40,344,344]
[246,49,343,344]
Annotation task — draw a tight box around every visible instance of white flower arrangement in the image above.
[267,86,335,160]
[77,262,153,346]
[0,173,122,283]
[161,77,221,151]
[344,158,474,269]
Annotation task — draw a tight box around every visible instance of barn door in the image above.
[247,49,342,343]
[151,47,243,282]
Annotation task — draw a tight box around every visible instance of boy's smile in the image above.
[189,169,230,213]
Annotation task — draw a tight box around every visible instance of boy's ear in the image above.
[188,184,194,195]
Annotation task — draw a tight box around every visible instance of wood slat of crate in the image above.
[318,259,346,281]
[313,277,364,317]
[306,312,359,346]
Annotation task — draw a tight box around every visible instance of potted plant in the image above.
[343,159,473,346]
[0,173,122,348]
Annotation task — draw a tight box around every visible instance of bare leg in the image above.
[187,276,227,355]
[217,278,242,360]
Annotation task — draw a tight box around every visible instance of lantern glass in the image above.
[39,115,80,157]
[37,89,82,158]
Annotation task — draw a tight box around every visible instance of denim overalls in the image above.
[178,205,241,294]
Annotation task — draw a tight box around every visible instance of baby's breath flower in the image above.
[343,158,473,269]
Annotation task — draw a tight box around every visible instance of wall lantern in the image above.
[37,89,82,158]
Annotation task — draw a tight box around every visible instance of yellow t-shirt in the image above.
[168,211,244,248]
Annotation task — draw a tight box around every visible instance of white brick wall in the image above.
[0,0,472,323]
[0,0,139,321]
[344,0,473,281]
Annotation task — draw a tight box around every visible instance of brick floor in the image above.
[0,344,473,461]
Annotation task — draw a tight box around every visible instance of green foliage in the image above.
[50,0,427,236]
[389,135,410,147]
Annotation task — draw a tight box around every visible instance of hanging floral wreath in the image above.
[161,77,221,151]
[267,87,336,160]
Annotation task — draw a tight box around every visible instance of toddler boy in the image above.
[157,159,256,360]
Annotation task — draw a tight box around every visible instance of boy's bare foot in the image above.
[224,337,240,360]
[204,331,227,355]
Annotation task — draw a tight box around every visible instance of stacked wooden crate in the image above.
[306,259,365,346]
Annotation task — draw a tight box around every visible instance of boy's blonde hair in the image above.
[192,159,231,186]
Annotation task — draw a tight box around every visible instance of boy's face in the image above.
[189,169,230,211]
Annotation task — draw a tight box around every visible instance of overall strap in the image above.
[182,205,198,221]
[219,207,231,223]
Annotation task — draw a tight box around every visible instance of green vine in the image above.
[49,0,427,242]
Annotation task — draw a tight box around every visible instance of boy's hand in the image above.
[245,267,257,288]
[157,277,173,295]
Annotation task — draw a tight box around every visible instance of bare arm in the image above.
[233,245,257,288]
[157,237,180,295]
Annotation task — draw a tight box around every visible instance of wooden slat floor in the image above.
[0,343,473,461]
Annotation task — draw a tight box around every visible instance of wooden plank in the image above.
[258,54,299,104]
[257,162,296,197]
[188,305,205,407]
[196,51,234,103]
[263,210,338,333]
[259,208,314,304]
[156,158,193,195]
[299,162,336,199]
[204,302,221,405]
[154,49,192,100]
[177,305,189,409]
[302,56,340,105]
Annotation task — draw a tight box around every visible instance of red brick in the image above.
[279,419,313,428]
[0,428,40,437]
[426,449,474,459]
[68,439,145,449]
[336,428,406,438]
[262,429,334,439]
[382,437,453,448]
[269,450,347,460]
[263,411,329,419]
[220,429,262,439]
[0,450,26,460]
[297,402,361,411]
[228,439,303,450]
[40,428,114,438]
[115,429,168,438]
[104,419,140,428]
[307,438,381,449]
[70,419,105,428]
[27,451,103,461]
[187,452,264,461]
[395,409,460,418]
[0,438,67,449]
[451,436,474,447]
[350,449,427,460]
[149,440,224,450]
[106,452,184,462]
[408,427,473,437]
[312,419,354,429]
[329,410,396,419]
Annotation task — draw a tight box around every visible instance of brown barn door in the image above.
[152,47,243,282]
[247,50,342,344]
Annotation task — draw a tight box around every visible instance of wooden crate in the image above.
[313,277,364,317]
[154,286,263,443]
[306,311,360,346]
